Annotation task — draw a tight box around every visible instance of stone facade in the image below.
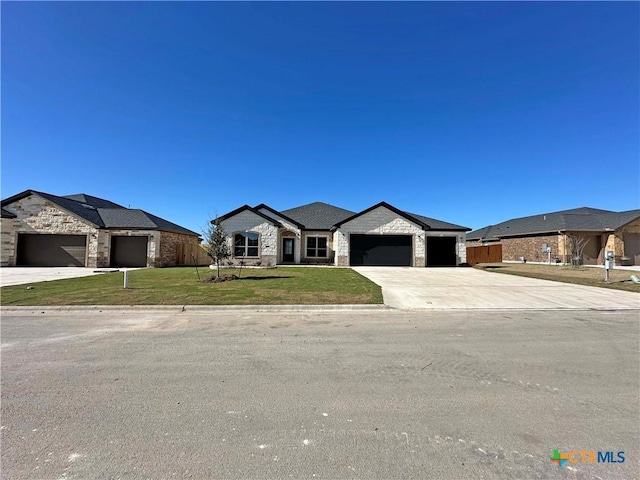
[1,192,198,268]
[334,206,426,267]
[221,204,467,268]
[257,208,302,264]
[220,210,279,267]
[1,218,18,266]
[2,195,100,267]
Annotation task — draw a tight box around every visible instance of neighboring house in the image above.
[1,190,201,268]
[466,207,640,265]
[217,201,470,267]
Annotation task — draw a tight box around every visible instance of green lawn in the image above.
[475,263,640,293]
[0,267,383,306]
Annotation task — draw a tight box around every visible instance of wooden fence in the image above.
[176,243,210,266]
[466,244,503,266]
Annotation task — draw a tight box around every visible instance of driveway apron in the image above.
[353,267,640,310]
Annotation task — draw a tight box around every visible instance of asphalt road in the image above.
[1,309,638,479]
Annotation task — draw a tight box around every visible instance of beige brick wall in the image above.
[501,234,560,262]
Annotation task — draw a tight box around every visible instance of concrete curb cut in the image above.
[0,304,390,313]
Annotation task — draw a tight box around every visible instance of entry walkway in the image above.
[353,267,640,310]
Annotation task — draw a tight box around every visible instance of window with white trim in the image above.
[306,236,328,258]
[234,232,259,257]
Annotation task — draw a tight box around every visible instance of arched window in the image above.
[234,232,259,257]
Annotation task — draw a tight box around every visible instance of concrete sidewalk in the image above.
[0,267,131,287]
[353,267,640,310]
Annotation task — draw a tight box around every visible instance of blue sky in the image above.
[2,2,638,233]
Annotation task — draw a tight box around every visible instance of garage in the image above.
[350,234,412,266]
[624,233,640,266]
[426,237,457,266]
[110,236,148,267]
[16,234,87,266]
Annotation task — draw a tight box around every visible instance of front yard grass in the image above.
[475,263,640,293]
[0,267,383,306]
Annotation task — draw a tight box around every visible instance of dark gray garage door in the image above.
[110,236,148,267]
[16,234,87,267]
[350,234,412,266]
[426,237,457,266]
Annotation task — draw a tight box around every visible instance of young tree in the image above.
[567,234,589,267]
[203,216,231,278]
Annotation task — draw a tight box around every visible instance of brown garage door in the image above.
[624,233,640,266]
[110,236,148,267]
[17,234,87,266]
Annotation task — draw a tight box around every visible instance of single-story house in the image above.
[466,207,640,265]
[217,201,470,267]
[1,190,201,268]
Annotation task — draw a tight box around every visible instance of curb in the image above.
[0,304,390,313]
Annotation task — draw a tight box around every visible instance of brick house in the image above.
[466,207,640,266]
[217,201,470,267]
[1,190,200,268]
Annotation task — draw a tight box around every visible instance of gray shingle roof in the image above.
[62,194,125,209]
[405,212,469,231]
[222,201,468,231]
[1,190,198,236]
[467,207,640,240]
[281,202,356,230]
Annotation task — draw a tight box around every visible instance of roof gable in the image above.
[217,205,282,227]
[333,202,429,230]
[254,203,305,229]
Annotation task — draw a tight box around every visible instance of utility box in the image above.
[604,251,614,270]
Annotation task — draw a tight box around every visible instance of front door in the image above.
[282,238,295,263]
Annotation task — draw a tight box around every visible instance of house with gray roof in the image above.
[466,207,640,265]
[1,190,201,268]
[217,201,470,267]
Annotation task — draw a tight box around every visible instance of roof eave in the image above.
[216,205,282,227]
[332,201,429,230]
[253,203,305,229]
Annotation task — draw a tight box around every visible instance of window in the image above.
[234,232,259,257]
[306,236,327,258]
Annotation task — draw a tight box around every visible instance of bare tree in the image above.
[203,216,231,278]
[566,234,589,267]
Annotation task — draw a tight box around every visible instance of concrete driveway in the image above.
[0,267,126,287]
[353,267,640,310]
